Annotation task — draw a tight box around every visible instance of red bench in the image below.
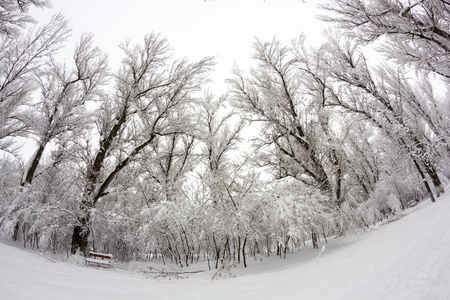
[407,199,418,208]
[85,252,113,268]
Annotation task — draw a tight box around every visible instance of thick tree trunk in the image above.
[412,158,436,203]
[21,142,47,186]
[424,163,445,197]
[70,216,90,255]
[71,194,94,254]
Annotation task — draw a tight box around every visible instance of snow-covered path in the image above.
[1,194,450,300]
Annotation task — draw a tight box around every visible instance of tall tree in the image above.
[323,38,447,200]
[0,13,69,152]
[71,33,213,254]
[141,132,197,202]
[20,33,108,186]
[229,38,345,204]
[197,91,244,174]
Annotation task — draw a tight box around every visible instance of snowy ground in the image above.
[2,192,450,300]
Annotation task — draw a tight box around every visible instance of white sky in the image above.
[30,0,328,93]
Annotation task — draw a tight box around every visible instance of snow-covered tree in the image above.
[20,33,108,186]
[197,91,244,173]
[323,38,448,200]
[0,0,49,36]
[228,38,345,204]
[71,33,213,254]
[0,139,81,251]
[196,91,245,206]
[321,0,450,79]
[0,13,69,153]
[141,132,198,202]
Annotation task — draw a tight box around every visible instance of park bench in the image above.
[85,251,113,268]
[407,199,418,208]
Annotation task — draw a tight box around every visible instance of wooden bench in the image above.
[407,199,418,208]
[85,252,113,268]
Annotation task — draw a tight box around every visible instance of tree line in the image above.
[0,0,448,268]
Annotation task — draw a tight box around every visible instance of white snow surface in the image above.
[2,193,450,300]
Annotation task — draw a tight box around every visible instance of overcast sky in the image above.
[30,0,328,92]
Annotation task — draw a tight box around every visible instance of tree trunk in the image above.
[22,222,29,248]
[237,236,241,264]
[311,228,318,249]
[424,163,445,197]
[322,224,328,243]
[335,167,343,205]
[71,216,90,255]
[254,239,260,255]
[222,236,229,262]
[213,233,220,269]
[283,235,290,259]
[21,142,47,186]
[411,158,436,203]
[13,222,20,241]
[242,236,247,268]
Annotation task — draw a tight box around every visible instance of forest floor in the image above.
[1,189,450,300]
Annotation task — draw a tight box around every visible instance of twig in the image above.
[147,270,207,275]
[42,255,57,263]
[211,268,222,281]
